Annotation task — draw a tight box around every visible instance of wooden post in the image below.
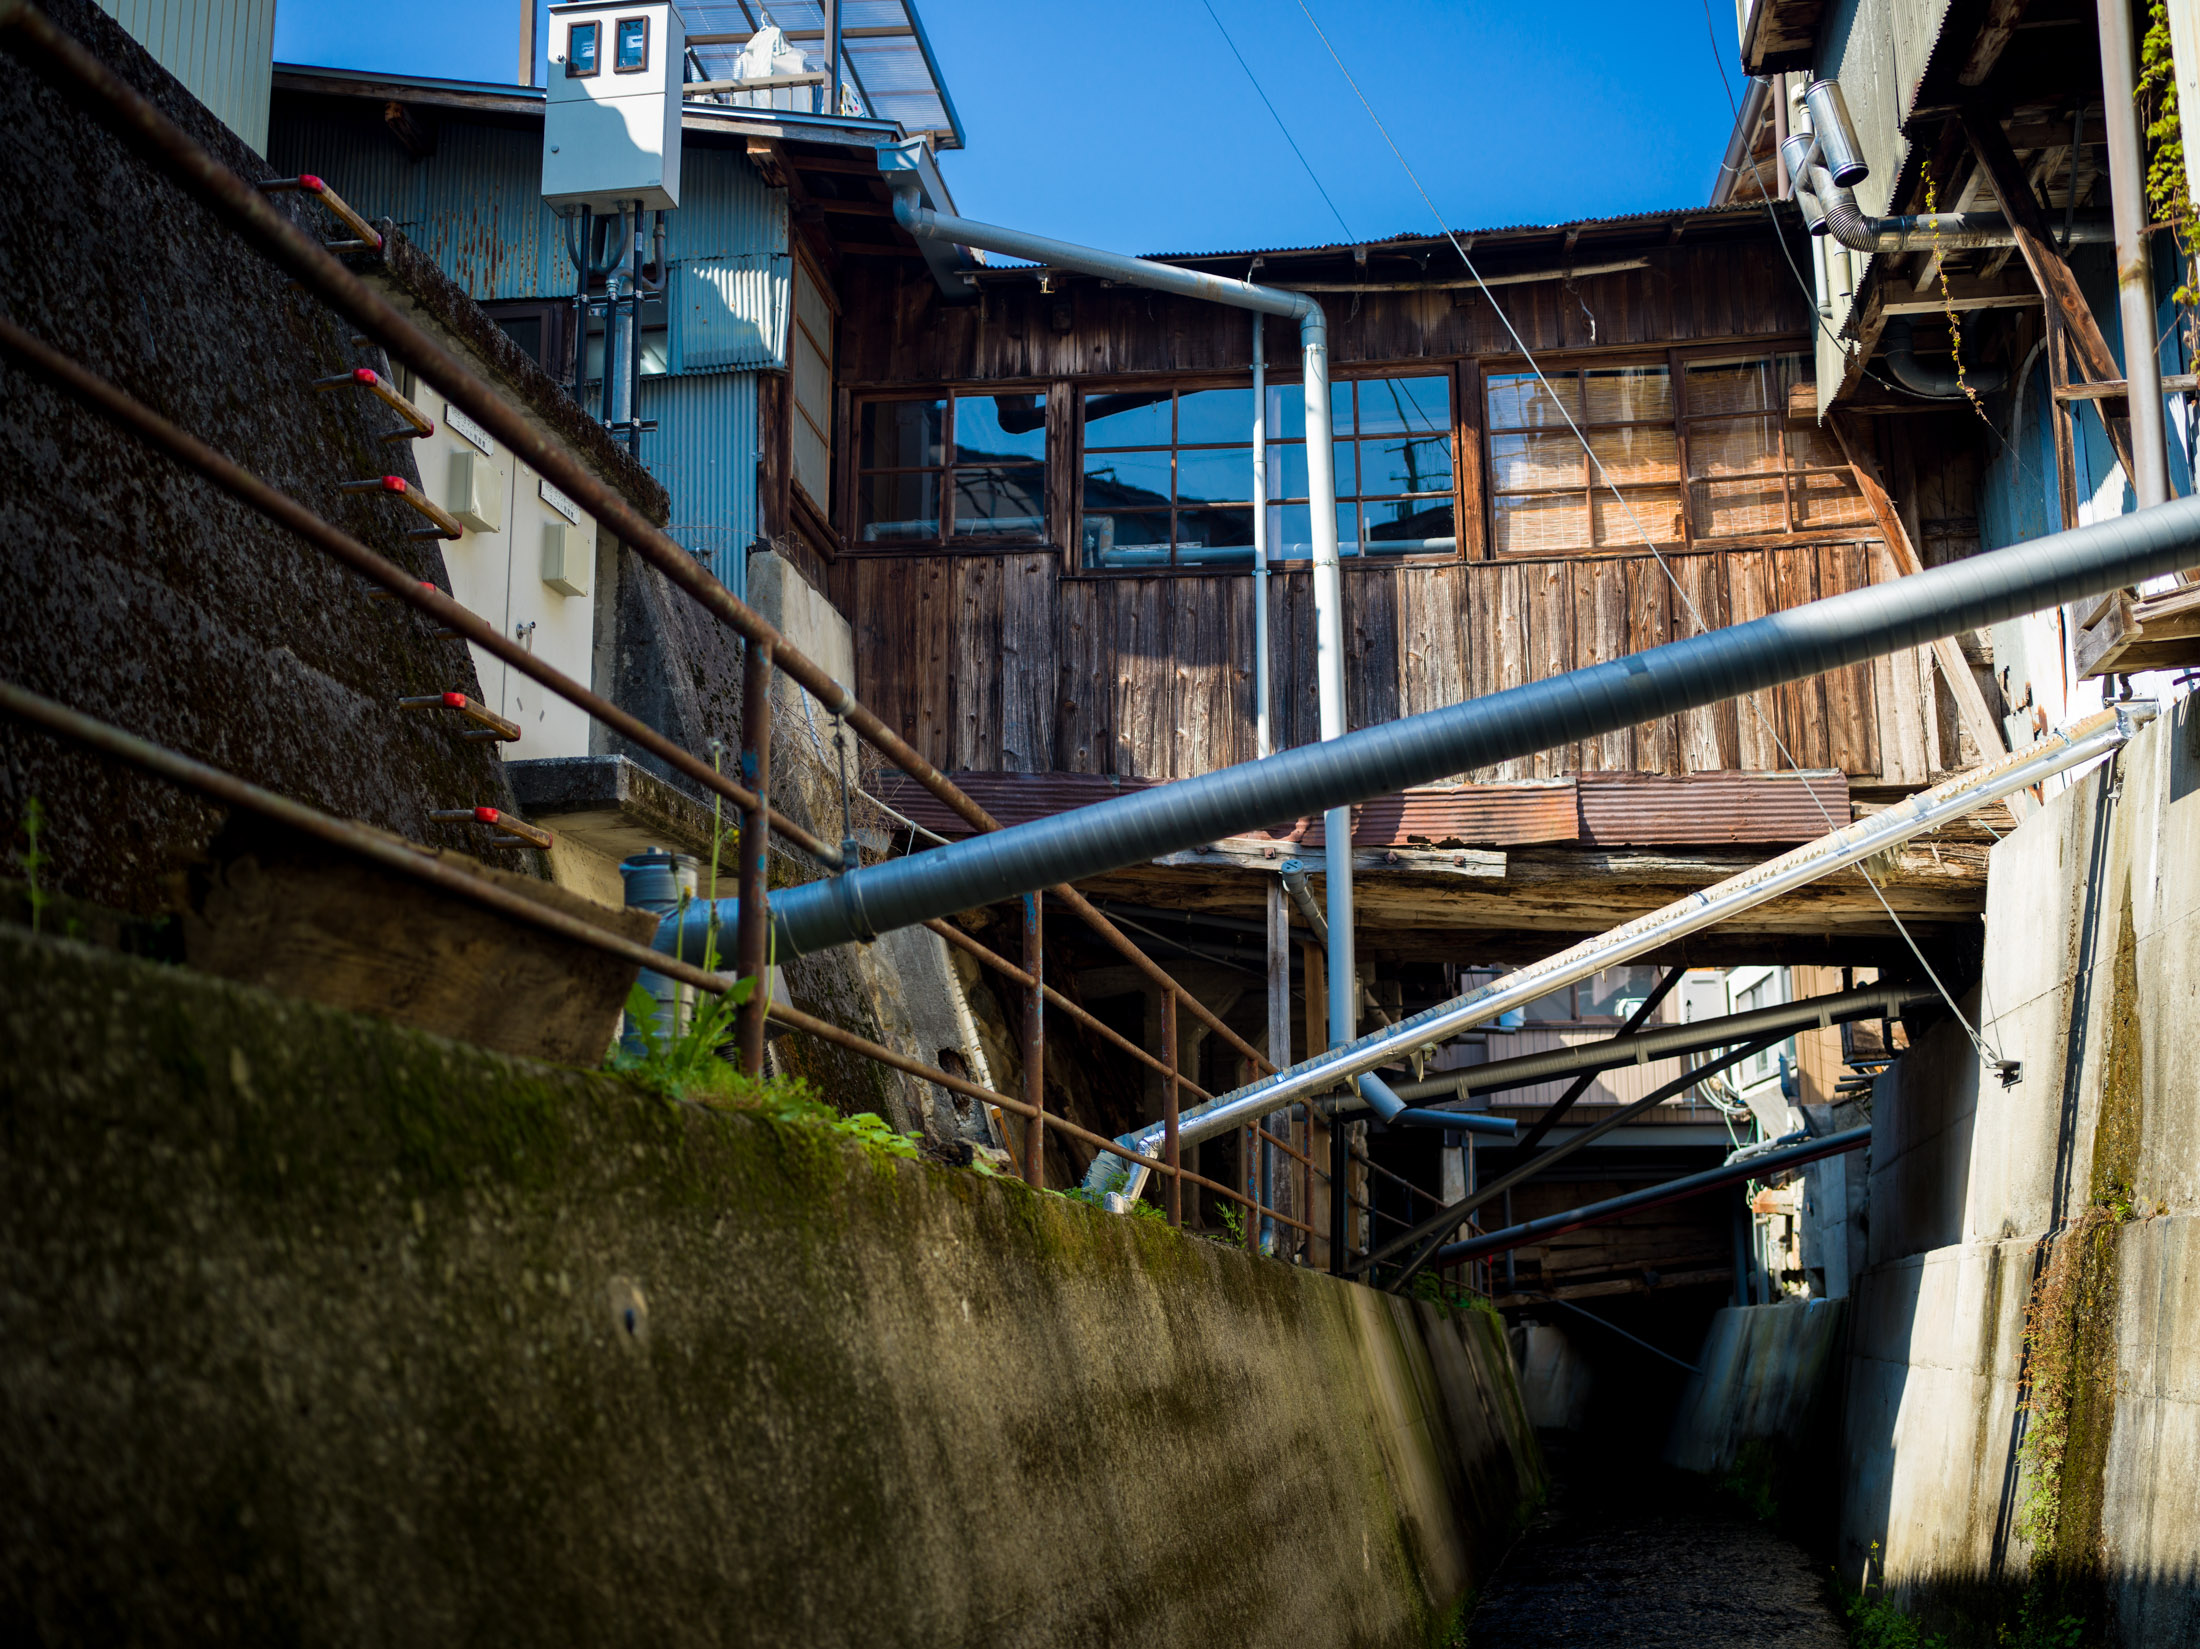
[1265,878,1290,1255]
[1162,989,1181,1227]
[735,637,773,1076]
[1021,891,1044,1186]
[1960,106,2140,483]
[1302,938,1331,1271]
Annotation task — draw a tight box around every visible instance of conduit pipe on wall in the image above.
[1881,317,2009,397]
[702,501,2200,969]
[883,174,1361,1064]
[1072,702,2153,1196]
[1781,129,2112,255]
[2096,0,2173,508]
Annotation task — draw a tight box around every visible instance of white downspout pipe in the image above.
[1252,312,1271,760]
[2098,0,2172,507]
[887,184,1358,1060]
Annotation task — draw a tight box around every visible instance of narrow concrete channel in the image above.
[1468,1429,1848,1646]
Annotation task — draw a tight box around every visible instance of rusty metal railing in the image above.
[0,0,1315,1251]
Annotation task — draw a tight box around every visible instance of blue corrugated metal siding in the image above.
[265,116,790,358]
[640,370,760,597]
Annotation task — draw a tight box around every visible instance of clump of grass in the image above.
[1836,1546,1950,1649]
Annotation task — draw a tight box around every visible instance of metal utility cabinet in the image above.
[543,0,684,213]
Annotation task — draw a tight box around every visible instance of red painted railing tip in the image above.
[440,691,466,708]
[352,367,378,385]
[473,806,501,824]
[299,173,323,191]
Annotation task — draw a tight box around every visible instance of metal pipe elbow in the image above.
[1881,316,2009,396]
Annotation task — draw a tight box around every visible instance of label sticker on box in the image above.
[445,403,495,456]
[539,478,580,525]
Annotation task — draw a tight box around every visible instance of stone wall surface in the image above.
[0,926,1542,1647]
[0,0,543,904]
[1839,700,2200,1646]
[1665,1298,1848,1478]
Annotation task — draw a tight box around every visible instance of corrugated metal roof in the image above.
[870,770,1855,853]
[1134,203,1778,266]
[1575,771,1850,847]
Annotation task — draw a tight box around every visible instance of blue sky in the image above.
[272,1,1746,252]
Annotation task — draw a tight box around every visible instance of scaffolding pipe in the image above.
[2097,0,2172,508]
[1434,1126,1871,1264]
[1077,702,2151,1196]
[1252,311,1271,760]
[738,500,2199,966]
[1391,984,1930,1101]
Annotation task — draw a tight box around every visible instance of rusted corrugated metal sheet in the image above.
[1575,771,1850,847]
[1253,784,1580,849]
[872,769,1854,852]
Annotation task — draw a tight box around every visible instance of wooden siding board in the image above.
[1625,557,1678,774]
[1772,546,1831,769]
[1723,549,1782,771]
[1820,541,1881,778]
[1000,552,1057,772]
[1527,559,1576,778]
[1573,558,1634,772]
[1055,578,1111,773]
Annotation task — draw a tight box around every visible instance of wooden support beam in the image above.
[1959,0,2033,87]
[1877,270,2044,315]
[1960,105,2138,481]
[1829,415,2024,799]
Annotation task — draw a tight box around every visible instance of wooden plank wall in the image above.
[842,547,1933,784]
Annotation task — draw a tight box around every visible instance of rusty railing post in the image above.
[1163,988,1181,1227]
[1022,890,1044,1185]
[735,636,773,1076]
[1243,1115,1259,1255]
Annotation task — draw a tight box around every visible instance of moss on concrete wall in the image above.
[0,927,1541,1646]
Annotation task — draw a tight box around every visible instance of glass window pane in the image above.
[1691,476,1787,537]
[566,19,598,73]
[1081,390,1173,447]
[1264,501,1356,559]
[1174,506,1255,555]
[1786,421,1845,469]
[1084,449,1172,507]
[859,399,943,469]
[953,394,1046,463]
[859,471,939,542]
[1355,374,1450,436]
[1489,432,1584,493]
[1083,509,1172,568]
[1687,415,1781,478]
[1583,365,1672,425]
[1592,487,1684,547]
[1491,493,1591,554]
[1358,432,1452,496]
[1522,986,1575,1022]
[1176,386,1256,445]
[1270,439,1357,500]
[951,466,1045,537]
[615,16,647,69]
[1263,379,1353,442]
[1175,445,1254,506]
[1577,965,1660,1020]
[1685,357,1775,416]
[1363,499,1455,555]
[1586,426,1679,488]
[1487,372,1580,430]
[1793,470,1875,529]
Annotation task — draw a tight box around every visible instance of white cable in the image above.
[1294,0,2006,1071]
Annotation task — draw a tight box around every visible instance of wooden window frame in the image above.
[788,247,837,528]
[1477,335,1874,560]
[565,18,600,76]
[1068,364,1470,579]
[847,386,1051,555]
[611,14,649,73]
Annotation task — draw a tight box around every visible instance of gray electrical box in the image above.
[543,1,684,213]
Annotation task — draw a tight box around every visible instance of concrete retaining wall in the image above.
[1666,1298,1848,1478]
[1840,700,2200,1646]
[0,928,1542,1646]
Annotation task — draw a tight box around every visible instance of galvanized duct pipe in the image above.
[1391,984,1930,1102]
[1075,702,2151,1196]
[885,186,1363,1067]
[1781,128,2111,255]
[687,500,2200,969]
[2097,0,2173,508]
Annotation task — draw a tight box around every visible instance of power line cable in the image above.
[1199,0,1355,242]
[1294,0,2007,1072]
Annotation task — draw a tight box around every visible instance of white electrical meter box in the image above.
[543,1,684,213]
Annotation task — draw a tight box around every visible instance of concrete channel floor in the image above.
[1467,1433,1848,1647]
